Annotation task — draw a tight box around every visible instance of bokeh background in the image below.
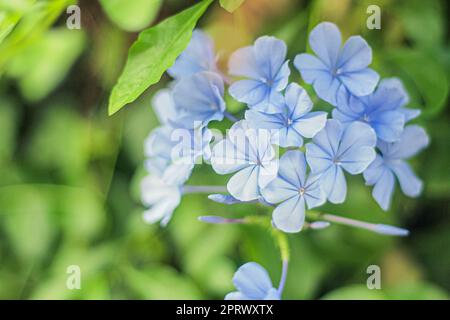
[0,0,449,299]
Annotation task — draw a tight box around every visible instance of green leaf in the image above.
[99,0,162,32]
[219,0,246,13]
[7,28,86,101]
[0,0,75,70]
[108,0,213,116]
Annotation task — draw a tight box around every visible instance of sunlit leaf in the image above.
[99,0,162,32]
[219,0,246,13]
[108,0,213,115]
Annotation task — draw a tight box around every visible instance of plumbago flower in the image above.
[141,174,182,226]
[262,151,326,233]
[245,83,327,147]
[168,29,220,79]
[138,26,429,301]
[211,121,278,201]
[225,262,280,300]
[333,78,409,142]
[364,125,429,210]
[172,71,226,128]
[306,119,377,203]
[294,22,379,106]
[228,36,291,113]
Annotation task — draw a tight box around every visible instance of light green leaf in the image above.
[219,0,246,13]
[108,0,213,115]
[99,0,162,32]
[7,28,86,101]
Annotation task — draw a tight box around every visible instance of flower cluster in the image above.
[141,23,429,299]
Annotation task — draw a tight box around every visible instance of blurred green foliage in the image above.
[0,0,449,300]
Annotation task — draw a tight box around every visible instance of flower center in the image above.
[286,118,293,126]
[299,187,305,196]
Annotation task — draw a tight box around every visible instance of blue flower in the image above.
[211,120,278,201]
[245,83,327,147]
[144,125,212,185]
[168,29,219,79]
[377,78,421,122]
[172,71,226,129]
[363,125,429,210]
[225,262,280,300]
[294,22,379,106]
[306,119,377,203]
[262,151,326,233]
[140,174,182,226]
[332,78,407,142]
[151,88,178,125]
[228,36,291,113]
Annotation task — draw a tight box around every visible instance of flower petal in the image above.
[338,36,372,72]
[272,195,306,233]
[321,165,347,203]
[371,167,395,211]
[308,22,342,68]
[232,262,274,299]
[284,83,313,117]
[228,46,262,79]
[293,53,328,83]
[227,165,261,201]
[291,111,327,138]
[390,161,423,197]
[253,36,287,80]
[339,67,379,97]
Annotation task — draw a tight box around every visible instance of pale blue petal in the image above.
[305,143,332,173]
[261,177,298,204]
[399,107,421,122]
[363,155,385,185]
[245,109,284,130]
[371,167,395,211]
[250,89,285,114]
[338,36,372,72]
[339,67,379,97]
[338,121,377,158]
[371,110,405,142]
[278,127,304,148]
[378,77,410,106]
[284,83,313,118]
[272,195,305,233]
[229,79,267,106]
[228,46,262,79]
[340,146,376,174]
[390,161,423,197]
[308,22,342,68]
[227,165,261,201]
[211,139,249,174]
[311,71,343,106]
[208,194,243,205]
[168,30,217,79]
[293,53,328,83]
[312,119,343,157]
[304,174,327,209]
[253,36,287,80]
[173,71,224,112]
[225,291,249,300]
[321,165,347,203]
[291,111,327,138]
[279,150,307,187]
[232,262,274,299]
[264,288,281,300]
[152,89,178,125]
[387,125,430,159]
